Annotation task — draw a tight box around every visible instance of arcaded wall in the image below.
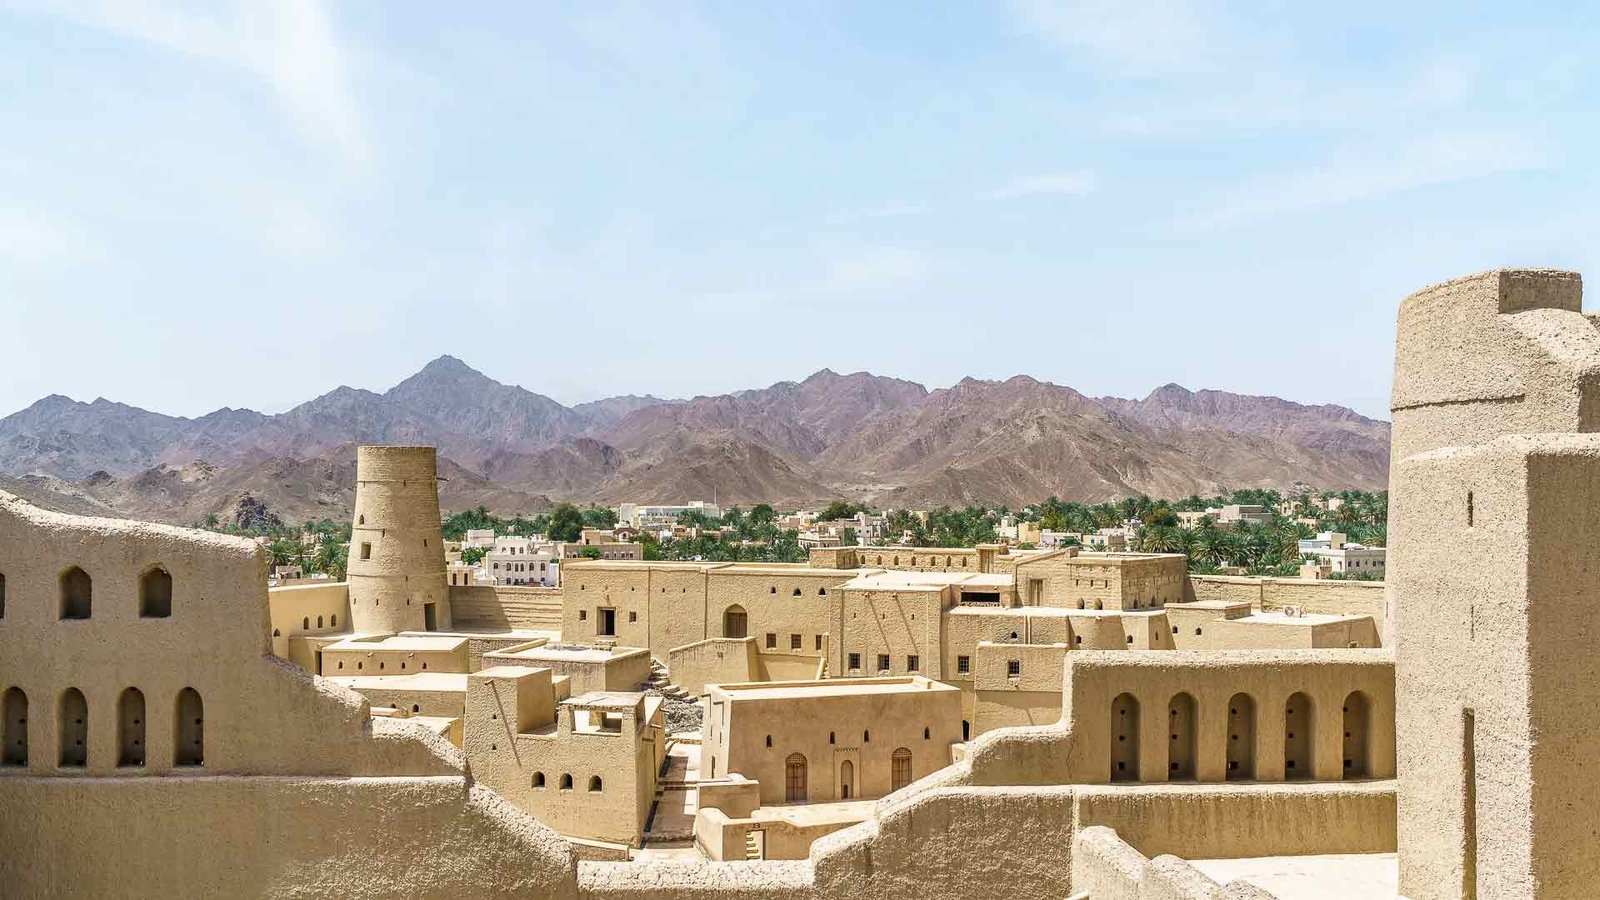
[0,492,451,777]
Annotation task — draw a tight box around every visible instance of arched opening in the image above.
[962,719,970,742]
[559,773,573,790]
[1343,691,1371,778]
[175,688,204,767]
[331,614,338,628]
[1111,693,1139,782]
[840,759,855,799]
[1226,693,1257,780]
[316,615,324,628]
[302,617,310,630]
[891,747,913,791]
[792,588,801,596]
[723,605,748,639]
[532,772,545,788]
[765,734,772,748]
[59,688,87,768]
[785,753,807,802]
[59,567,91,620]
[117,688,146,767]
[139,567,172,618]
[2,687,27,766]
[1167,693,1197,781]
[588,775,603,792]
[1285,692,1314,780]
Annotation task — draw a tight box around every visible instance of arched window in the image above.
[272,629,280,638]
[828,731,835,745]
[792,588,802,596]
[765,735,772,748]
[785,753,807,802]
[533,772,545,788]
[331,614,338,628]
[139,567,172,618]
[962,720,970,742]
[302,617,310,630]
[2,687,27,766]
[118,687,146,767]
[840,759,855,799]
[818,588,827,596]
[723,605,747,639]
[770,586,777,594]
[891,747,913,791]
[559,773,573,790]
[175,688,204,767]
[923,726,930,740]
[1111,693,1140,781]
[588,775,603,792]
[59,567,91,620]
[1167,693,1196,781]
[1227,693,1257,780]
[1285,692,1314,780]
[59,688,87,767]
[317,615,324,629]
[863,730,870,743]
[1343,691,1371,778]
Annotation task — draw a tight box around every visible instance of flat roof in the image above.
[322,634,469,652]
[563,691,644,709]
[1189,853,1396,899]
[489,642,648,663]
[327,673,468,692]
[711,676,957,701]
[946,606,1167,619]
[840,570,1002,590]
[1234,612,1369,626]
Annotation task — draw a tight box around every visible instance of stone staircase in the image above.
[645,659,695,702]
[744,830,762,861]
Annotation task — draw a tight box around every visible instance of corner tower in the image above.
[347,446,451,634]
[1391,269,1600,898]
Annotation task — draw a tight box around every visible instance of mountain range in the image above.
[0,356,1391,525]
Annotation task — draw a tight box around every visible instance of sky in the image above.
[2,2,1597,422]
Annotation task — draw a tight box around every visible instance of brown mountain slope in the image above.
[80,446,551,526]
[0,358,1391,509]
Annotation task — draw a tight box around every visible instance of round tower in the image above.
[347,446,451,634]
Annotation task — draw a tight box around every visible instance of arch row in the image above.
[0,685,204,770]
[1107,687,1383,784]
[0,564,177,623]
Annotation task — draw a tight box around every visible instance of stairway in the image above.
[645,659,695,702]
[744,830,762,861]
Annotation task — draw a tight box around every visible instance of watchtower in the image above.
[347,445,451,634]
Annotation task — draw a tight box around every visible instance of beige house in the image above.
[704,676,961,804]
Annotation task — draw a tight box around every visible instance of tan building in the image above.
[704,676,961,804]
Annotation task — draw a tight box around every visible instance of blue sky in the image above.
[2,1,1596,421]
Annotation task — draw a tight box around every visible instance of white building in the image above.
[617,501,722,528]
[484,536,558,586]
[1297,531,1385,577]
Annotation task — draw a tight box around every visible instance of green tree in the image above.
[818,500,863,522]
[581,505,619,529]
[460,547,486,565]
[547,503,584,542]
[579,546,603,560]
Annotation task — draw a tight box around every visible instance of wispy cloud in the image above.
[1174,131,1551,232]
[0,206,98,267]
[988,170,1098,200]
[1013,0,1209,70]
[20,0,370,166]
[826,203,928,226]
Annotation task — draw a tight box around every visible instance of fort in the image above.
[1,268,1593,897]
